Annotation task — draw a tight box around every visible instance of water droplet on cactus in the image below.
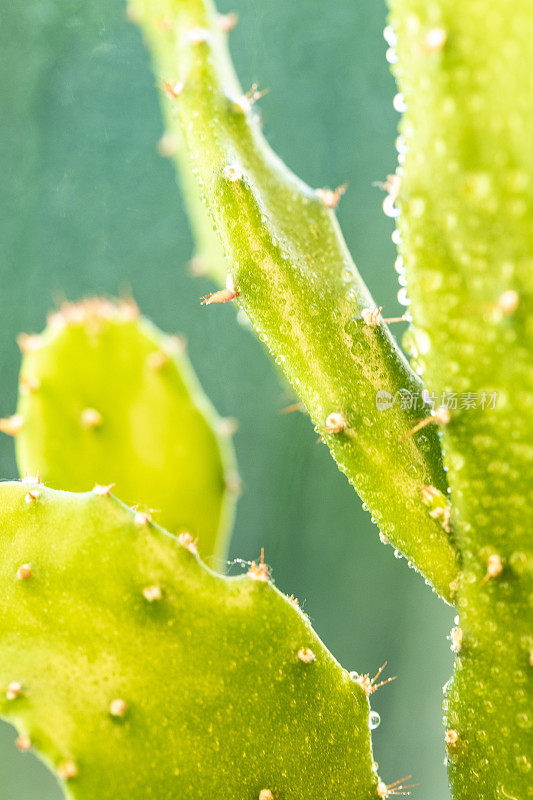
[391,228,402,245]
[349,671,360,681]
[383,195,400,218]
[369,711,381,729]
[397,287,411,306]
[383,25,397,46]
[395,135,408,155]
[393,93,407,113]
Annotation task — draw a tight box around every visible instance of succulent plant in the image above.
[0,479,380,799]
[0,0,530,799]
[2,298,237,560]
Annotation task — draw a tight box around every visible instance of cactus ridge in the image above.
[130,0,459,601]
[6,297,236,560]
[0,479,380,800]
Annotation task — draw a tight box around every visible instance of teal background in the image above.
[0,0,453,798]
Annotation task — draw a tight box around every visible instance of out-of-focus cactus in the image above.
[387,2,533,798]
[0,479,380,799]
[130,0,459,602]
[1,298,236,560]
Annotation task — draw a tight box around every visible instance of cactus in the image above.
[0,0,530,798]
[386,3,533,799]
[0,479,379,799]
[130,0,459,602]
[126,1,531,799]
[2,298,236,560]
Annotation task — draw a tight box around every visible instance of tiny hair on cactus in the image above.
[400,406,450,440]
[297,647,316,664]
[142,584,162,602]
[247,547,269,582]
[0,414,23,436]
[315,183,348,209]
[217,11,238,33]
[377,775,417,798]
[201,274,238,306]
[6,681,23,701]
[353,662,396,697]
[15,733,32,752]
[16,563,32,580]
[480,553,503,585]
[109,698,128,718]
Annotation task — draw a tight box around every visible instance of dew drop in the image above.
[391,229,402,245]
[349,671,360,681]
[397,287,411,306]
[383,25,397,46]
[393,93,407,113]
[383,195,400,218]
[369,710,381,729]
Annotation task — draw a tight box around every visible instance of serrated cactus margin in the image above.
[387,1,533,798]
[128,0,459,601]
[0,479,383,799]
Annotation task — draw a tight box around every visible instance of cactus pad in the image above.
[7,298,237,561]
[0,479,379,799]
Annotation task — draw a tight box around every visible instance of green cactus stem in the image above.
[3,298,236,561]
[0,479,384,799]
[128,0,459,602]
[388,2,533,798]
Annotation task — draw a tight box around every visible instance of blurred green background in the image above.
[0,0,453,797]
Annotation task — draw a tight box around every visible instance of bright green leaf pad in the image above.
[13,299,236,560]
[130,0,458,601]
[388,1,533,798]
[0,480,378,799]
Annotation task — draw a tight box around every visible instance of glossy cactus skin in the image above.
[10,299,236,560]
[388,2,533,798]
[129,0,458,601]
[0,480,379,799]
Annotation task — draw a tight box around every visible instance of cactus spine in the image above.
[130,0,458,601]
